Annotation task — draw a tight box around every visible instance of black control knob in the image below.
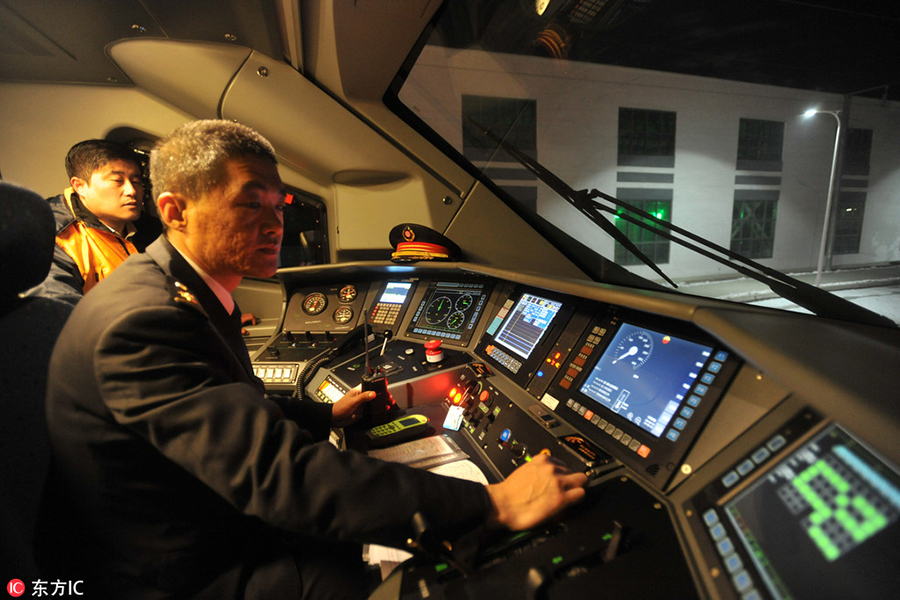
[511,440,527,459]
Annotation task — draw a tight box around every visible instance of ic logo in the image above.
[6,579,25,597]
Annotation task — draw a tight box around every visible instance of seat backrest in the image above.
[0,182,73,581]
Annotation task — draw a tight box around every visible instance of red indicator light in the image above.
[662,336,671,344]
[285,193,294,205]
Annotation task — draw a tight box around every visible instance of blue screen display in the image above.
[493,293,563,360]
[579,322,713,438]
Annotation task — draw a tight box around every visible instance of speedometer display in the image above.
[425,296,452,325]
[611,330,653,369]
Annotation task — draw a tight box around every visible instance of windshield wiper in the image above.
[471,121,897,329]
[470,120,676,287]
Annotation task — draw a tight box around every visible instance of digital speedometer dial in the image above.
[611,330,653,369]
[455,293,473,311]
[425,295,452,325]
[446,311,466,330]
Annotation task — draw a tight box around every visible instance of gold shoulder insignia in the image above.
[171,280,207,317]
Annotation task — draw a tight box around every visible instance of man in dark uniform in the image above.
[39,119,587,599]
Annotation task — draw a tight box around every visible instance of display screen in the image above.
[578,322,713,438]
[724,424,900,599]
[380,281,412,304]
[408,281,489,344]
[493,293,563,360]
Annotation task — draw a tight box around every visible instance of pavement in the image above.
[676,264,900,326]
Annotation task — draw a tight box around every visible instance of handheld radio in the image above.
[361,303,397,425]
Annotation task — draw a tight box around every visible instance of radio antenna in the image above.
[364,303,374,375]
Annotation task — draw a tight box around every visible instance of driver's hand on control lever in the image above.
[486,454,588,530]
[331,385,377,427]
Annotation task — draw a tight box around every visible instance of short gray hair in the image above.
[150,120,277,204]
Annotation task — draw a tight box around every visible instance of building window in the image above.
[462,95,536,161]
[462,95,538,211]
[832,191,866,255]
[614,190,672,265]
[737,118,784,171]
[618,108,676,168]
[731,195,778,259]
[843,128,872,176]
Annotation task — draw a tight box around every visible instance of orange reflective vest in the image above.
[55,189,137,295]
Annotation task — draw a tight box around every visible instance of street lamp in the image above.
[803,108,842,287]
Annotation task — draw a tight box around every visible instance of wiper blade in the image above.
[471,121,897,329]
[590,190,896,328]
[470,120,677,287]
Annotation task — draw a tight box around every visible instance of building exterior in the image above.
[401,46,900,283]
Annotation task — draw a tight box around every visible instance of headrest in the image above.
[0,182,56,297]
[389,223,463,263]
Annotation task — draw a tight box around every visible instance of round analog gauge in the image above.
[333,306,354,324]
[425,295,452,325]
[455,293,473,311]
[446,311,466,331]
[611,330,653,369]
[302,292,327,315]
[339,285,357,303]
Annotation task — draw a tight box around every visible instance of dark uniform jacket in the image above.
[39,235,491,599]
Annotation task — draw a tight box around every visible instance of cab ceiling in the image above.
[0,0,283,85]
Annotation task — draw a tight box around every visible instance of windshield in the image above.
[387,0,900,328]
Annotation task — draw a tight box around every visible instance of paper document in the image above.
[368,434,468,470]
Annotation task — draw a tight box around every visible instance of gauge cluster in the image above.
[283,283,367,333]
[405,280,492,346]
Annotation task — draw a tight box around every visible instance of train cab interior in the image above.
[2,1,900,598]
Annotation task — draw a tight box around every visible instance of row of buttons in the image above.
[315,377,347,403]
[485,345,523,374]
[253,363,298,384]
[413,327,464,340]
[661,350,729,443]
[565,397,653,459]
[720,432,787,488]
[702,509,763,600]
[558,324,608,390]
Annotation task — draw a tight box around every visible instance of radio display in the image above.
[380,281,412,304]
[578,322,713,438]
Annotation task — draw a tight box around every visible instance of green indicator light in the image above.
[602,533,613,541]
[525,454,532,462]
[435,563,449,573]
[552,556,564,565]
[508,531,531,543]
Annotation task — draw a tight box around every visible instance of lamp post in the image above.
[803,108,842,287]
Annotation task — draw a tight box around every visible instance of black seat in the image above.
[0,182,73,580]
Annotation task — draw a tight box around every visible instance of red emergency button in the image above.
[424,339,444,363]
